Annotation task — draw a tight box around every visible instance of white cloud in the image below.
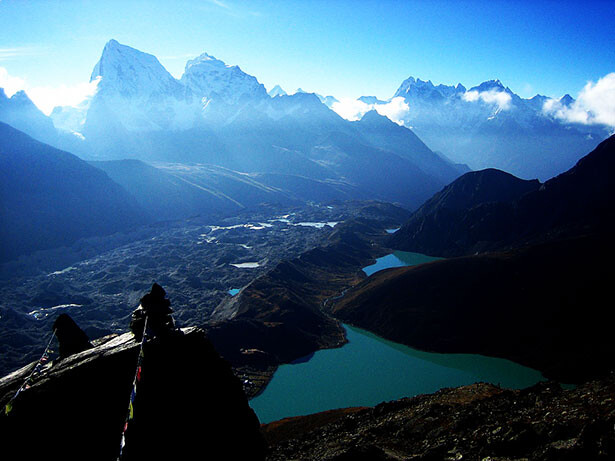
[462,89,512,110]
[374,97,411,124]
[0,66,99,115]
[26,78,100,115]
[331,98,371,121]
[543,73,615,128]
[331,96,410,125]
[0,67,26,96]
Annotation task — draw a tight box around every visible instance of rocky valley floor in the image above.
[0,201,407,377]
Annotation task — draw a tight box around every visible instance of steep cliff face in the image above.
[0,327,265,461]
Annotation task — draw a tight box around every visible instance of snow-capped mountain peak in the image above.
[394,76,465,100]
[268,84,287,97]
[181,52,267,105]
[469,79,508,94]
[85,40,197,132]
[559,94,575,106]
[91,39,183,98]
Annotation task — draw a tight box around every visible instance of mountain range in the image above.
[0,39,612,262]
[1,40,609,210]
[0,40,466,215]
[381,77,609,180]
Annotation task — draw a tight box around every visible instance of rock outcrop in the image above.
[0,327,265,460]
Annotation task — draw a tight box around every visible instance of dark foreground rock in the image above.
[264,374,615,460]
[0,327,265,461]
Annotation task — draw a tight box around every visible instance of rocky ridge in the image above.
[391,134,615,257]
[264,375,615,460]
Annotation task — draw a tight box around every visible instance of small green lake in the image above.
[250,324,544,424]
[249,250,545,424]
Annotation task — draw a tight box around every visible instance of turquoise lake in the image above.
[250,251,543,423]
[250,324,544,424]
[249,251,545,424]
[362,251,442,276]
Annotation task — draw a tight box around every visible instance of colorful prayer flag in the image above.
[128,401,134,420]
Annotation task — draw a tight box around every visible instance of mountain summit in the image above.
[91,39,183,97]
[268,84,287,97]
[86,39,198,134]
[181,52,268,105]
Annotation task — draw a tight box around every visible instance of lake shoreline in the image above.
[250,322,544,424]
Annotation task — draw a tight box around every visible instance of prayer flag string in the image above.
[118,317,149,460]
[4,329,57,416]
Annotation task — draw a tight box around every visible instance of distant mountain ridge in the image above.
[385,76,609,180]
[0,88,58,145]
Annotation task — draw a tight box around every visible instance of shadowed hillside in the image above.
[391,135,615,256]
[0,123,148,262]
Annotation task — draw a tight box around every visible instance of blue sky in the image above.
[1,0,614,111]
